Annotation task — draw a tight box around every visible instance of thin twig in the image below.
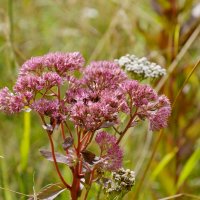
[60,122,66,140]
[112,126,121,134]
[47,133,71,190]
[64,121,73,137]
[117,110,137,144]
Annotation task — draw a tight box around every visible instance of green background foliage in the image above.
[0,0,200,199]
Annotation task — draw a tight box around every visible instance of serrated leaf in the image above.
[28,183,66,200]
[40,149,73,166]
[150,148,178,180]
[177,148,200,189]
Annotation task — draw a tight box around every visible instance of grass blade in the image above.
[177,148,200,189]
[0,140,12,200]
[150,148,178,181]
[20,112,31,171]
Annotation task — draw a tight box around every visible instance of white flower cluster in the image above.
[103,168,135,195]
[116,54,166,78]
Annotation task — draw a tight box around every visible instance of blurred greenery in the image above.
[0,0,200,199]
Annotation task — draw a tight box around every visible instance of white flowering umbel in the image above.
[116,54,166,79]
[103,168,135,199]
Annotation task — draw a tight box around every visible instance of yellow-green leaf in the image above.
[177,148,200,189]
[150,148,178,180]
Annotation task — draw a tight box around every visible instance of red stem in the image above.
[60,122,66,140]
[70,127,82,200]
[80,131,91,151]
[116,109,138,144]
[47,133,71,190]
[64,121,73,137]
[84,169,95,200]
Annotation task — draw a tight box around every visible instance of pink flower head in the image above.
[0,87,12,113]
[95,131,117,153]
[121,80,157,108]
[19,52,84,76]
[100,89,129,114]
[14,74,45,93]
[9,94,26,113]
[69,101,103,131]
[42,52,85,74]
[149,95,171,131]
[31,99,59,116]
[83,61,127,91]
[67,87,126,131]
[19,56,43,76]
[121,80,171,131]
[95,131,123,171]
[0,87,25,114]
[66,87,89,104]
[41,72,63,88]
[66,66,128,131]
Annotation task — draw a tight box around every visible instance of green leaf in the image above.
[150,148,178,180]
[28,183,66,200]
[177,148,200,189]
[157,170,176,195]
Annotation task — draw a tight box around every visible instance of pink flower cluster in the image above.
[148,95,171,131]
[0,52,84,116]
[19,52,84,76]
[121,80,171,131]
[0,51,171,172]
[95,131,123,171]
[0,51,173,198]
[0,52,171,133]
[66,61,128,131]
[0,87,25,114]
[83,61,127,91]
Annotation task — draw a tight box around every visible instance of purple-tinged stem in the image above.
[60,122,66,140]
[117,109,138,144]
[64,121,73,137]
[47,132,71,190]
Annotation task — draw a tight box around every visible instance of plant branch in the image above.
[60,122,66,140]
[47,133,71,190]
[117,110,138,144]
[64,121,73,137]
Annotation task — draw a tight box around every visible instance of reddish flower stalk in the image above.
[47,132,71,190]
[71,127,82,200]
